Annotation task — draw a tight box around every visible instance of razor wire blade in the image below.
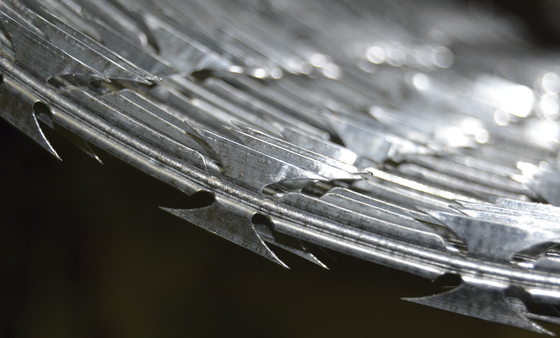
[2,0,560,334]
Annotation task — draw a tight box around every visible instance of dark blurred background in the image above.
[3,1,560,337]
[489,0,560,47]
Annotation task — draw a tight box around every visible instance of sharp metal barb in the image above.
[420,209,560,263]
[140,11,233,76]
[193,125,326,192]
[227,124,361,182]
[90,17,176,76]
[280,192,448,251]
[28,8,159,84]
[404,281,553,335]
[161,194,288,268]
[0,74,60,159]
[0,7,107,82]
[6,0,560,333]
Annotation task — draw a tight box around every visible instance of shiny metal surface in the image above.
[3,0,560,335]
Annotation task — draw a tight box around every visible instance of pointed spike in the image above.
[56,127,102,164]
[494,197,560,216]
[404,282,553,335]
[454,200,514,214]
[230,122,360,175]
[455,206,560,230]
[264,238,328,269]
[90,18,176,76]
[305,242,338,264]
[280,125,358,165]
[353,179,456,212]
[102,90,210,156]
[419,208,559,262]
[0,78,60,160]
[71,0,152,48]
[57,87,208,171]
[194,126,325,192]
[529,172,560,207]
[508,297,560,327]
[140,12,232,75]
[261,229,328,269]
[325,114,393,164]
[320,192,437,234]
[327,187,435,223]
[0,9,106,83]
[227,126,360,182]
[281,192,447,251]
[161,195,288,268]
[28,9,158,84]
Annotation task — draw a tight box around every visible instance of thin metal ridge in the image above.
[3,0,560,334]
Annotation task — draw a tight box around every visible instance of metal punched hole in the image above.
[251,213,275,238]
[33,101,52,119]
[251,213,274,228]
[433,273,462,289]
[186,191,216,209]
